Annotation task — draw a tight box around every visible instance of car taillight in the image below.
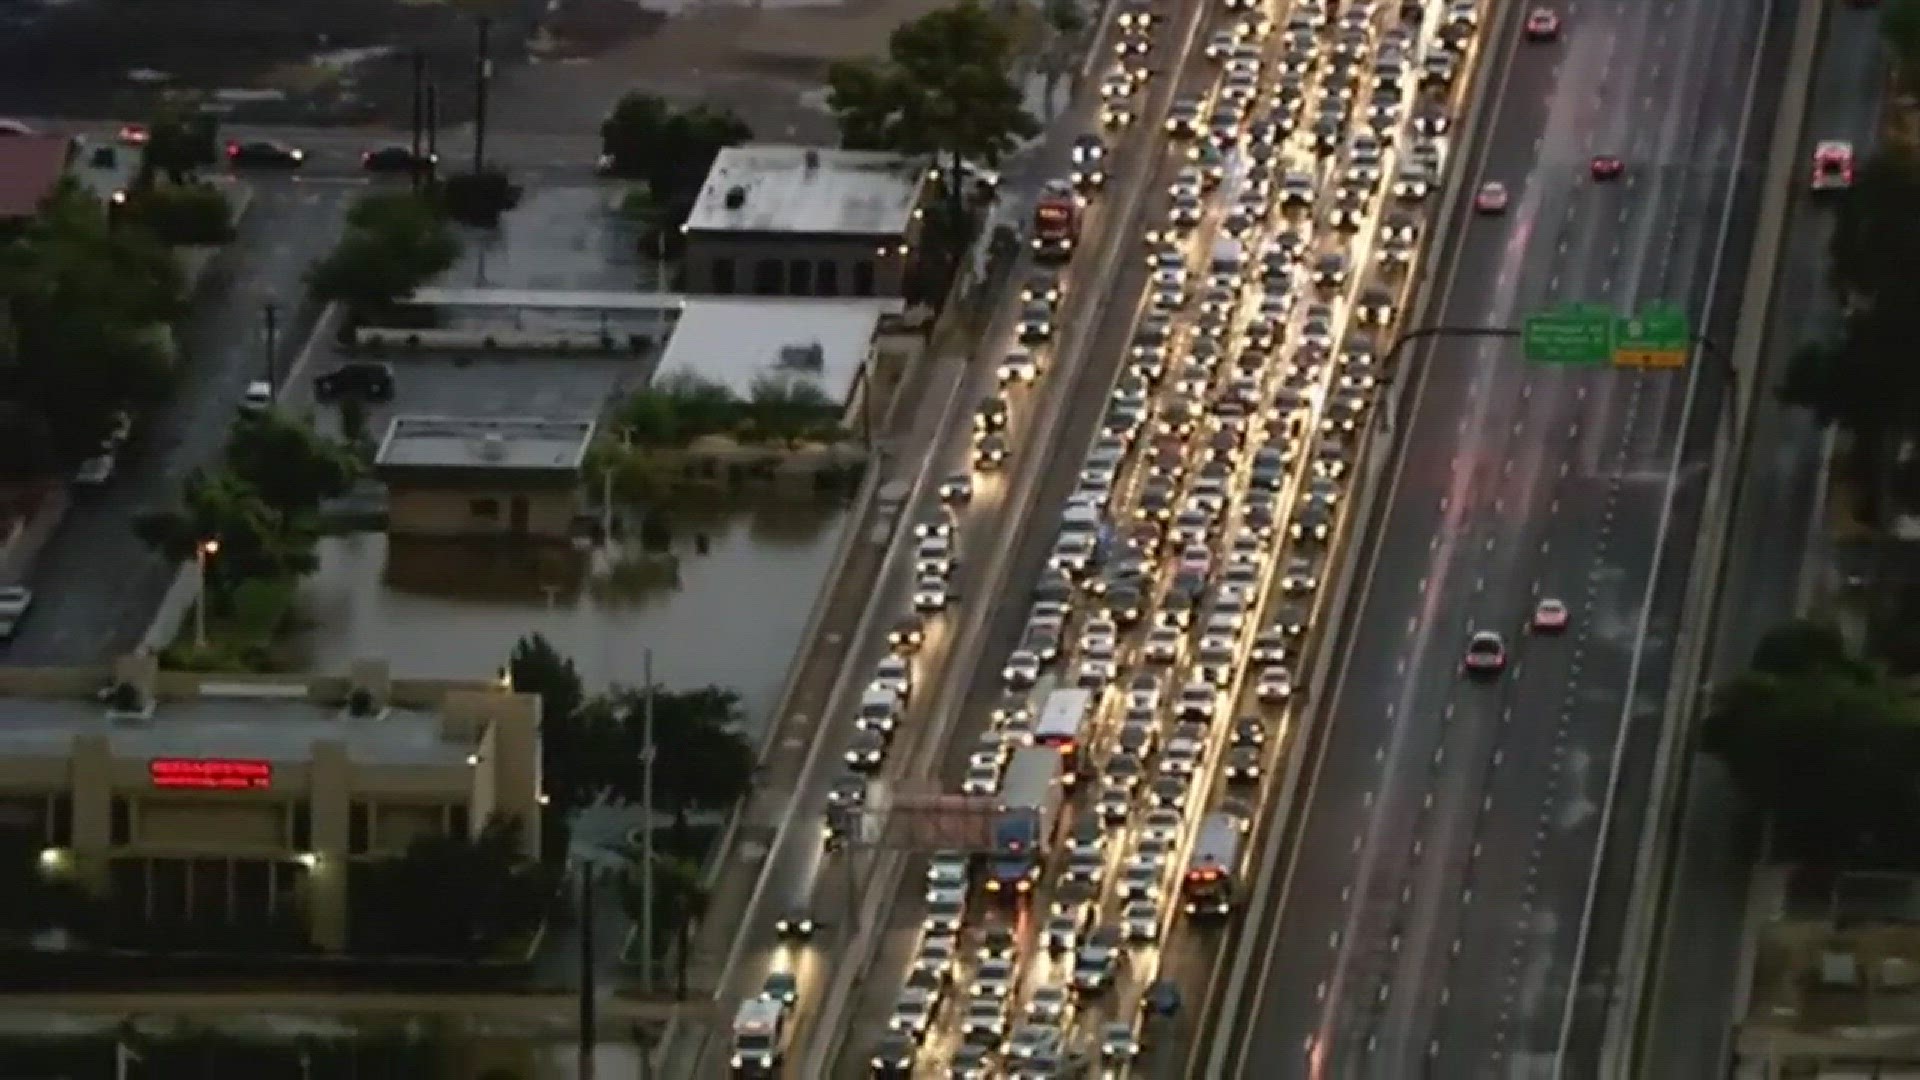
[226,143,239,157]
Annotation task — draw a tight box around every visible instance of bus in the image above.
[1183,812,1244,918]
[1032,687,1097,780]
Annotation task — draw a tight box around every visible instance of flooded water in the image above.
[290,506,849,739]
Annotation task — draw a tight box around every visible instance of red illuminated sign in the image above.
[149,758,272,791]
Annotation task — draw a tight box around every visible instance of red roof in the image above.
[0,135,71,221]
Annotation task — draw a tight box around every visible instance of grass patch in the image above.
[161,574,300,673]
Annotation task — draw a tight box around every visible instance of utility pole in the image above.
[472,16,493,175]
[579,864,597,1080]
[262,301,279,392]
[640,647,657,994]
[409,48,427,192]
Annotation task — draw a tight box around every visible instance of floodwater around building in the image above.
[289,504,848,740]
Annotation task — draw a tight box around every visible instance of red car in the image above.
[1591,155,1625,180]
[1525,7,1561,39]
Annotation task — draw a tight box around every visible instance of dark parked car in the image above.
[362,145,438,174]
[225,140,305,169]
[313,362,395,401]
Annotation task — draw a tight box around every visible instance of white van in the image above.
[1207,238,1246,288]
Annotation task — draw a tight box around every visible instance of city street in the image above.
[3,179,354,666]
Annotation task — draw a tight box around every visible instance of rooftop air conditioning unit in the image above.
[778,342,825,371]
[477,432,508,462]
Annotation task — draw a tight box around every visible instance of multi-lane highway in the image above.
[1216,0,1784,1074]
[676,2,1213,1073]
[813,0,1495,1074]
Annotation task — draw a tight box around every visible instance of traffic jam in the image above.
[802,0,1496,1074]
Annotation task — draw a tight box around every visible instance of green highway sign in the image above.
[1523,306,1614,364]
[1613,302,1691,368]
[1522,302,1693,368]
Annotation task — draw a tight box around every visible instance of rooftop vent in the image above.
[724,185,748,210]
[778,342,825,371]
[476,432,508,462]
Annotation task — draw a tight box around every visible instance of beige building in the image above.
[0,653,542,952]
[375,415,595,540]
[682,145,930,299]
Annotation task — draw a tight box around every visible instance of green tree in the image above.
[619,853,709,996]
[123,183,234,245]
[0,184,182,462]
[133,466,317,590]
[1886,0,1920,93]
[142,103,219,184]
[1781,304,1920,440]
[508,633,587,743]
[307,191,460,306]
[598,95,752,236]
[352,818,551,957]
[1703,619,1920,866]
[600,684,755,818]
[223,410,361,518]
[438,167,523,228]
[1826,150,1920,308]
[1045,0,1086,34]
[824,1,1039,189]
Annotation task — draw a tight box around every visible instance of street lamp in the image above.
[194,538,220,649]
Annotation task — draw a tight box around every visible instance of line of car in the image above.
[858,0,1503,1074]
[739,38,1136,1074]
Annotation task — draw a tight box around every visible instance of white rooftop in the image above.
[0,695,468,769]
[685,145,927,237]
[375,416,595,472]
[654,298,904,407]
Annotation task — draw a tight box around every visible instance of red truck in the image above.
[1030,180,1081,262]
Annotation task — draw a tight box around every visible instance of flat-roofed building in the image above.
[0,653,541,951]
[654,297,906,426]
[682,145,929,299]
[375,415,595,540]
